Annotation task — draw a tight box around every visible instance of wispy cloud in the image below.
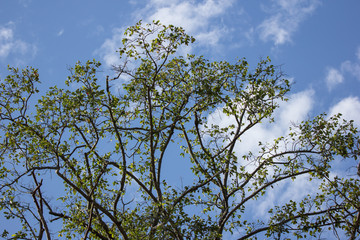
[324,46,360,91]
[18,0,32,8]
[96,0,234,67]
[138,0,234,47]
[341,60,360,81]
[0,22,37,63]
[57,29,64,37]
[258,0,321,45]
[325,67,344,91]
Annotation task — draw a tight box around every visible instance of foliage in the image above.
[0,20,359,240]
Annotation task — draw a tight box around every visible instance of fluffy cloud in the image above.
[325,67,344,91]
[0,23,37,63]
[253,174,320,218]
[206,89,316,217]
[95,0,233,66]
[94,28,125,67]
[242,89,314,154]
[206,89,314,161]
[278,89,314,126]
[258,0,321,45]
[0,27,14,58]
[140,0,233,46]
[96,0,234,67]
[328,96,360,127]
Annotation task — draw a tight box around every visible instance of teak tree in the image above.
[0,21,359,240]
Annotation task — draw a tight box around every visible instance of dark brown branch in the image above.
[55,169,129,240]
[31,174,51,240]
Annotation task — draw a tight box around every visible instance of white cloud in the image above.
[324,46,360,90]
[253,175,320,218]
[0,27,13,40]
[341,60,360,81]
[96,0,235,67]
[136,0,234,46]
[325,67,344,91]
[328,96,360,127]
[243,89,314,153]
[0,23,37,62]
[195,28,227,47]
[258,0,321,45]
[279,89,314,126]
[94,28,125,67]
[0,27,15,58]
[258,14,292,45]
[205,89,315,162]
[211,89,317,218]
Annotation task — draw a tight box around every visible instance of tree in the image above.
[0,20,359,240]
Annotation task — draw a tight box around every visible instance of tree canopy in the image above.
[0,20,359,240]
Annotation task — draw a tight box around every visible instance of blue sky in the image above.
[1,0,360,238]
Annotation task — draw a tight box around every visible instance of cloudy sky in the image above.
[1,0,359,126]
[1,0,360,238]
